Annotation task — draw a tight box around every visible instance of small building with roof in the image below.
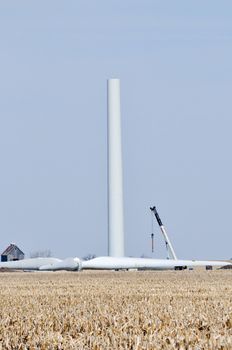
[1,244,25,262]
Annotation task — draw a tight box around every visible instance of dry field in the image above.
[0,270,231,349]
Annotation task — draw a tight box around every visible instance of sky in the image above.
[0,1,231,260]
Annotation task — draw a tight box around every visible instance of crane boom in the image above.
[150,206,177,260]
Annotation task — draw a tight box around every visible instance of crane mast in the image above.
[150,206,177,260]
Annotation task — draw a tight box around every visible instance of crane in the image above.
[150,206,177,260]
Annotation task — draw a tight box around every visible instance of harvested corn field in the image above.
[0,270,231,349]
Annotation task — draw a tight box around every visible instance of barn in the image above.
[1,244,25,262]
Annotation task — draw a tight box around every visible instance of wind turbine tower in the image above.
[107,79,125,257]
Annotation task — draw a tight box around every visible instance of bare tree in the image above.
[140,254,151,259]
[82,253,96,261]
[30,249,52,258]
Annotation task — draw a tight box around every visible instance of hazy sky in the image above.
[0,1,231,259]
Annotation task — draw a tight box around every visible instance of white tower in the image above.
[107,79,125,257]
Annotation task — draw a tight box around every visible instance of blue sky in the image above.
[0,1,231,259]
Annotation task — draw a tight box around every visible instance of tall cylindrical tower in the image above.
[107,79,125,257]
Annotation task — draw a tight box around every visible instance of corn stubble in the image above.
[0,270,231,349]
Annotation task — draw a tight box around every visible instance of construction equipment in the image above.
[150,206,177,260]
[151,233,154,253]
